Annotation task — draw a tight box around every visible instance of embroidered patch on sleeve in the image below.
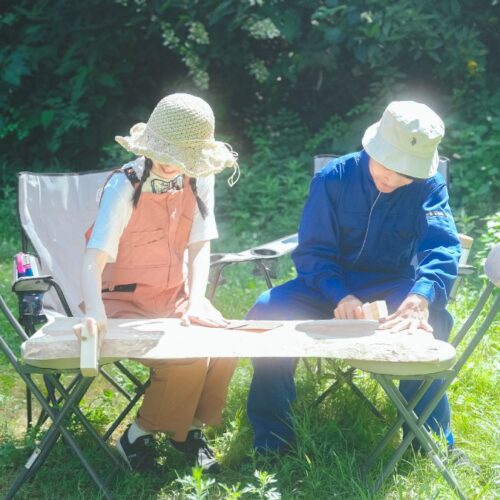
[426,210,448,218]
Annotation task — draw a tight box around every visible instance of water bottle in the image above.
[15,253,45,331]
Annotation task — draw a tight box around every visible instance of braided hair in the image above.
[132,157,153,207]
[189,177,208,219]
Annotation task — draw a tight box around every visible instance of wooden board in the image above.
[21,317,456,376]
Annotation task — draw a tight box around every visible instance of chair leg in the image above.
[33,373,82,431]
[100,368,133,400]
[316,358,322,378]
[313,366,385,420]
[113,361,144,389]
[47,374,126,469]
[372,380,439,463]
[375,375,466,500]
[101,367,149,442]
[254,260,274,289]
[364,376,443,472]
[26,386,33,429]
[103,388,145,442]
[207,263,228,301]
[32,364,146,445]
[8,375,114,500]
[313,378,343,407]
[342,370,385,420]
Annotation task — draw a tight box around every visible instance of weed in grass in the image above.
[175,466,216,499]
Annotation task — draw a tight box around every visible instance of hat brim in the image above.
[115,124,237,178]
[362,121,439,179]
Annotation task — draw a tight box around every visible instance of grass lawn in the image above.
[0,253,498,499]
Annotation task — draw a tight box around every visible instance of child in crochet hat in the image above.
[78,93,238,474]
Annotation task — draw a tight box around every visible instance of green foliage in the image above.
[0,0,188,174]
[0,185,19,260]
[175,467,216,499]
[441,91,500,219]
[0,3,498,497]
[1,0,498,185]
[215,108,356,248]
[216,110,311,246]
[1,244,498,497]
[174,467,281,499]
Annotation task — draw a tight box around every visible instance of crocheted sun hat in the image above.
[362,101,444,179]
[115,93,238,180]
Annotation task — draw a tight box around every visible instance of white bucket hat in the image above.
[115,93,239,182]
[362,101,445,179]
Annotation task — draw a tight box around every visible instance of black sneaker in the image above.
[116,425,157,474]
[170,429,220,473]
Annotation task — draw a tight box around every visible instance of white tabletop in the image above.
[22,317,456,376]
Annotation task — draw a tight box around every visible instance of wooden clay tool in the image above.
[80,320,99,377]
[362,300,388,321]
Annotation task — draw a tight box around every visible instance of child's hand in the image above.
[181,299,229,328]
[73,313,107,348]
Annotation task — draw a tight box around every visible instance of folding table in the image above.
[4,315,457,497]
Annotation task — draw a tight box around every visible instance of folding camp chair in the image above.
[349,243,500,498]
[0,293,127,499]
[14,169,148,436]
[14,167,300,432]
[0,168,157,497]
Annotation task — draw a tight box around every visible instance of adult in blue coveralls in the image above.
[246,101,461,454]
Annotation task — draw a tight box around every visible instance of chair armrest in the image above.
[210,233,298,267]
[208,234,298,299]
[12,276,73,317]
[458,264,475,276]
[12,276,54,293]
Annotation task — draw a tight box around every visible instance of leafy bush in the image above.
[2,0,498,180]
[214,108,354,248]
[1,0,498,249]
[0,185,19,259]
[0,1,189,174]
[215,110,311,247]
[441,91,500,219]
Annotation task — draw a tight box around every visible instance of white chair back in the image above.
[17,169,115,315]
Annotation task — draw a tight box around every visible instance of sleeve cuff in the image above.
[86,241,117,263]
[410,279,436,304]
[317,277,350,305]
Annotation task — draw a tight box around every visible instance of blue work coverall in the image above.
[246,150,461,451]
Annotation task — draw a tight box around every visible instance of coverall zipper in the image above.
[352,191,381,265]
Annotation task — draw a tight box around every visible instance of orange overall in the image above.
[95,173,236,440]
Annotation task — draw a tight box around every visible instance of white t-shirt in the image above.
[87,157,218,262]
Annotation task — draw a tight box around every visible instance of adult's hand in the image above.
[334,294,364,320]
[379,294,433,334]
[181,298,229,328]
